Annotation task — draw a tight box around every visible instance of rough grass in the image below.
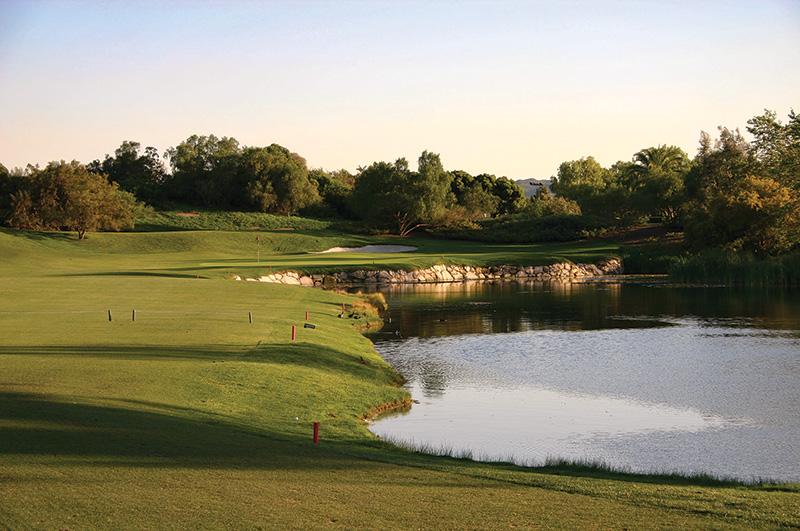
[1,227,798,530]
[133,209,334,232]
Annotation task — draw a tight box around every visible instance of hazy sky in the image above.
[1,1,798,180]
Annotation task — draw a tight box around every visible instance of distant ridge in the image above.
[516,178,552,198]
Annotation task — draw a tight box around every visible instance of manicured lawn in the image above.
[0,227,621,278]
[1,228,797,530]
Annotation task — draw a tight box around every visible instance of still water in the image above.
[364,280,800,483]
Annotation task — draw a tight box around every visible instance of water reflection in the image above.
[362,279,800,339]
[372,384,735,465]
[365,280,800,482]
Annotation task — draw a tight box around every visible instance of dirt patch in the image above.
[176,212,200,217]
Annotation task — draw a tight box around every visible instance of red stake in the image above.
[292,325,296,341]
[306,311,309,320]
[313,422,319,444]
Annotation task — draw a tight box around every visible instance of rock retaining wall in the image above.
[237,258,623,287]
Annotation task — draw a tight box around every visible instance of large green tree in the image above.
[551,156,622,221]
[241,144,320,215]
[449,171,499,219]
[8,161,137,239]
[684,115,800,255]
[551,157,611,206]
[164,135,243,207]
[492,176,527,215]
[685,175,800,256]
[747,109,800,190]
[88,141,166,204]
[684,127,754,202]
[308,168,355,218]
[625,145,690,221]
[350,151,453,236]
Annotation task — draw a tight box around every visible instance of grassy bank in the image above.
[1,228,798,530]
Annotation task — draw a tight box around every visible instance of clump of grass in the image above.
[348,299,380,320]
[357,291,388,311]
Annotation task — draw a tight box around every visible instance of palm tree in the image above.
[627,145,690,222]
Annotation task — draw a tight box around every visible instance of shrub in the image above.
[622,243,684,275]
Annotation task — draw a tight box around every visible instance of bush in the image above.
[622,243,684,275]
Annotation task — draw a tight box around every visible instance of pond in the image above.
[363,279,800,483]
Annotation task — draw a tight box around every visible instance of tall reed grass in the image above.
[379,435,752,485]
[668,249,800,286]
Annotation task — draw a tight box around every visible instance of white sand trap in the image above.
[311,245,418,254]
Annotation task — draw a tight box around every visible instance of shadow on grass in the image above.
[0,344,250,362]
[0,390,343,469]
[57,271,203,279]
[0,227,77,242]
[0,341,393,383]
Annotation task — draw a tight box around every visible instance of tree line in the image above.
[0,108,797,255]
[551,109,799,256]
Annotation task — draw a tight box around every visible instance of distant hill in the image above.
[516,178,552,198]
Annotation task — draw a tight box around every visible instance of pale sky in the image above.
[1,0,798,180]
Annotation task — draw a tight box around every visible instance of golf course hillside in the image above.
[1,227,798,530]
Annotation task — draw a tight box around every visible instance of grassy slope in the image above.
[1,228,797,530]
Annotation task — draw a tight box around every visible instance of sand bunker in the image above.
[311,245,418,254]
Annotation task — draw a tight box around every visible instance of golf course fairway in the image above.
[1,228,797,530]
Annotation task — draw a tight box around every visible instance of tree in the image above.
[0,163,15,222]
[449,170,498,219]
[241,144,320,215]
[685,175,800,256]
[350,160,408,231]
[747,109,800,190]
[308,168,355,218]
[164,135,243,207]
[551,157,612,211]
[683,115,800,256]
[460,182,499,220]
[88,141,166,204]
[415,150,453,222]
[684,127,754,202]
[492,177,527,215]
[8,161,136,239]
[350,151,453,236]
[625,145,690,221]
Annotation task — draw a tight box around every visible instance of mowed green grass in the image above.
[1,228,798,530]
